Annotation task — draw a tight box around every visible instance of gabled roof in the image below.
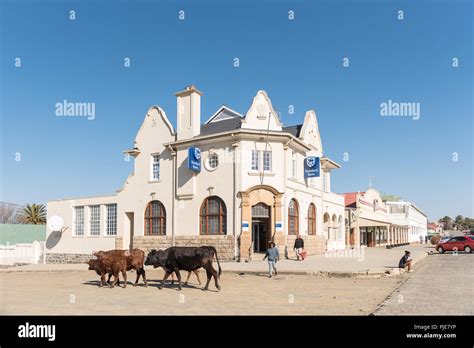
[283,124,303,137]
[204,105,243,124]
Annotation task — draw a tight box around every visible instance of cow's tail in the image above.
[210,246,222,277]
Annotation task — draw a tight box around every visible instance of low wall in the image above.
[46,253,92,264]
[133,235,236,261]
[0,242,44,265]
[285,235,326,259]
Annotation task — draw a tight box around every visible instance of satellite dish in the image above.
[47,215,64,232]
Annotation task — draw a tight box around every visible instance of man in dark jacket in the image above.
[399,250,413,272]
[293,234,304,261]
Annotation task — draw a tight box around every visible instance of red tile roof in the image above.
[341,192,365,207]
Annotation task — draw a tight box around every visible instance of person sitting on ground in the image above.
[293,234,304,261]
[399,250,413,273]
[263,242,279,278]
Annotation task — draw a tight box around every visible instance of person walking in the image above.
[263,242,279,278]
[293,234,304,260]
[399,250,413,273]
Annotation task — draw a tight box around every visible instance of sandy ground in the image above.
[0,269,402,315]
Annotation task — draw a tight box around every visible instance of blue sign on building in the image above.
[304,156,320,178]
[187,147,201,172]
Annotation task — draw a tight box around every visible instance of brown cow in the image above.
[92,249,148,287]
[88,256,127,288]
[87,259,112,287]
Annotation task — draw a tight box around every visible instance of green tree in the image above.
[454,215,464,226]
[439,216,452,230]
[18,204,46,225]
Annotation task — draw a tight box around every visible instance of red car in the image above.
[436,236,474,254]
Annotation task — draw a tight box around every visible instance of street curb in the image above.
[0,250,431,278]
[223,269,391,278]
[0,268,390,278]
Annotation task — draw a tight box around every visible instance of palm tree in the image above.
[18,204,46,225]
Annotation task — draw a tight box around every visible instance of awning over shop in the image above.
[355,217,390,228]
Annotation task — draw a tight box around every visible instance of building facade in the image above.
[427,222,443,236]
[343,189,409,248]
[46,86,345,262]
[385,200,428,243]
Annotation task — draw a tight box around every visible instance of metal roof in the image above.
[200,116,243,136]
[282,124,303,137]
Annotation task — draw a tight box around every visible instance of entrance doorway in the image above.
[349,228,355,248]
[251,203,271,253]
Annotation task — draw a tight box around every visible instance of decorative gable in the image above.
[300,110,323,153]
[134,105,175,148]
[241,90,283,131]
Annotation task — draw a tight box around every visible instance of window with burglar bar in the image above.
[200,196,227,235]
[251,150,259,171]
[263,150,272,171]
[144,200,166,235]
[288,199,299,235]
[74,206,84,236]
[152,154,160,180]
[106,204,117,236]
[252,203,270,218]
[308,203,316,235]
[89,205,100,236]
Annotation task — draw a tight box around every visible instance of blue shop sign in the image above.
[304,156,320,178]
[188,147,201,172]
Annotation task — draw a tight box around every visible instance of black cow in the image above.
[145,246,222,291]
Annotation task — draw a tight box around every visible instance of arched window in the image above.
[288,199,299,235]
[338,215,344,240]
[323,213,331,240]
[308,203,316,235]
[200,196,226,235]
[144,200,166,235]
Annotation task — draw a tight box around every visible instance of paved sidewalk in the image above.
[0,244,432,277]
[222,244,431,276]
[375,253,473,315]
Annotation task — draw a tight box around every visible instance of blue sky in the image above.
[0,0,472,221]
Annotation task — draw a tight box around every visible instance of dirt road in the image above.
[0,269,402,315]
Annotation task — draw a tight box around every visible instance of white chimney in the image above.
[175,85,203,140]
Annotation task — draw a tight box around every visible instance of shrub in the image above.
[430,235,441,245]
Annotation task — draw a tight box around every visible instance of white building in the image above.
[46,86,345,262]
[385,200,428,243]
[342,189,394,247]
